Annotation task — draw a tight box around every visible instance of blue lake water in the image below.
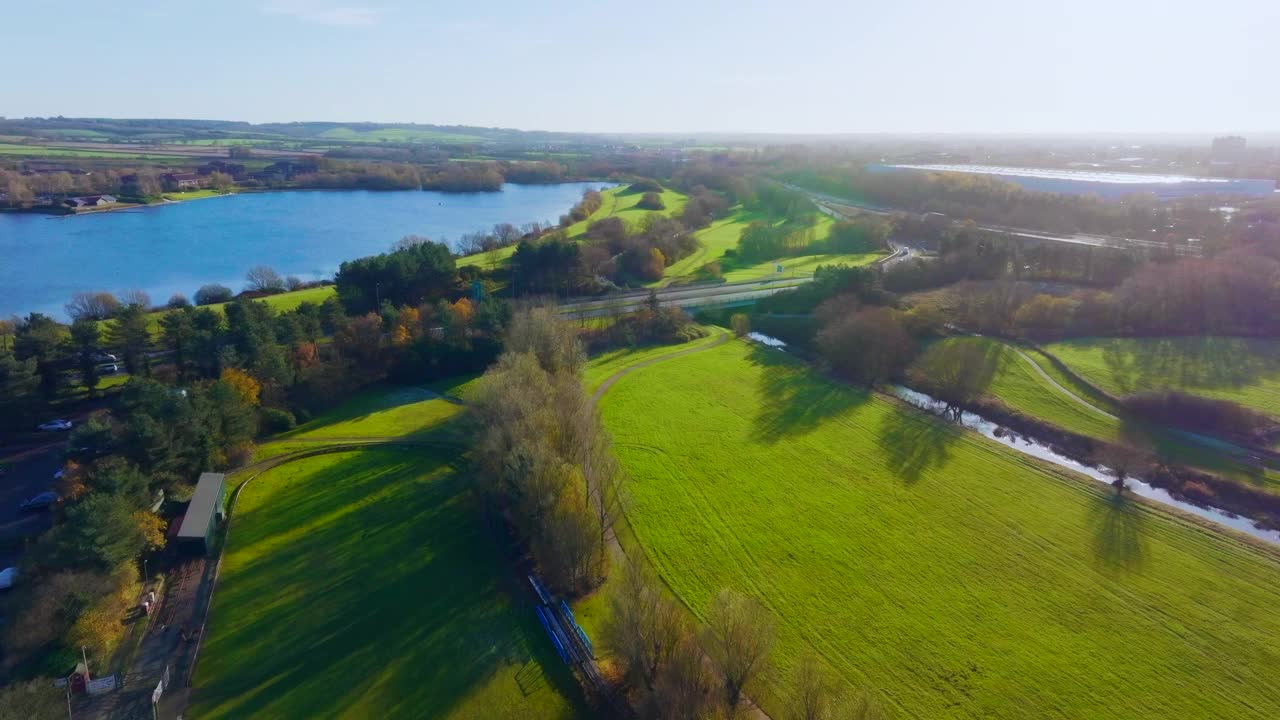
[0,183,606,319]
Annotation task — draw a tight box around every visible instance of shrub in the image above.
[259,407,297,435]
[195,284,234,306]
[227,443,255,468]
[167,294,191,309]
[730,313,751,337]
[1181,480,1215,502]
[636,192,665,211]
[629,178,664,193]
[1122,391,1273,439]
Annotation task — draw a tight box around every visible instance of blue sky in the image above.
[1,0,1275,134]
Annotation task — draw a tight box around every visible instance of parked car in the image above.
[0,567,17,591]
[97,363,119,374]
[37,419,73,432]
[19,491,59,512]
[90,351,118,363]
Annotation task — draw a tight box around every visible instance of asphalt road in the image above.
[559,277,813,318]
[791,184,1203,257]
[0,442,62,568]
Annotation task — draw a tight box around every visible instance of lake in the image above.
[0,183,606,319]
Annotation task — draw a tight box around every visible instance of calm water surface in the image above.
[0,183,605,318]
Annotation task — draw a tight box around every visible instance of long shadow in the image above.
[194,447,583,719]
[876,404,957,485]
[746,343,868,443]
[1097,337,1280,396]
[1087,489,1147,573]
[275,383,453,440]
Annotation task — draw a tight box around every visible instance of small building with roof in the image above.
[176,472,226,555]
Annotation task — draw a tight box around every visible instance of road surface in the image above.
[789,183,1202,257]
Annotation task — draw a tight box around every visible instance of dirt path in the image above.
[1013,348,1118,420]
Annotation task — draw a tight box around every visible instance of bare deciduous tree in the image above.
[1093,443,1151,493]
[118,289,151,309]
[603,561,688,689]
[391,234,432,252]
[245,265,285,293]
[642,634,719,720]
[906,338,1001,418]
[704,588,775,711]
[65,291,122,321]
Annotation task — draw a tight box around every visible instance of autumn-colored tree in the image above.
[68,564,139,659]
[54,460,89,501]
[450,298,475,326]
[730,313,751,337]
[290,341,319,372]
[220,367,261,407]
[392,306,422,346]
[132,511,167,550]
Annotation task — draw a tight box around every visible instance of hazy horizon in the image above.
[3,0,1278,135]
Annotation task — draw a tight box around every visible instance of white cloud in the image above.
[263,0,384,27]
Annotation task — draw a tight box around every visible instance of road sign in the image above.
[86,675,117,695]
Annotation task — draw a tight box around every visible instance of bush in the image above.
[1122,391,1274,439]
[636,192,665,211]
[227,443,255,468]
[167,294,191,309]
[195,284,234,306]
[629,178,664,193]
[259,407,297,435]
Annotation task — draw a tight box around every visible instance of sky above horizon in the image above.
[2,0,1276,135]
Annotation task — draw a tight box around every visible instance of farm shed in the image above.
[176,472,226,555]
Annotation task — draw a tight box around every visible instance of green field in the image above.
[918,337,1280,490]
[595,338,1280,719]
[459,185,689,269]
[161,189,238,202]
[108,285,338,339]
[317,127,488,144]
[190,448,583,720]
[0,143,187,159]
[1045,337,1280,419]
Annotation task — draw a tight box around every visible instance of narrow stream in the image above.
[747,333,1280,546]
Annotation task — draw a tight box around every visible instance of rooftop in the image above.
[177,472,226,538]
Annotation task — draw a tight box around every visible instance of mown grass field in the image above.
[110,285,338,339]
[458,185,689,269]
[317,126,488,144]
[190,448,584,720]
[1046,337,1280,418]
[597,338,1280,719]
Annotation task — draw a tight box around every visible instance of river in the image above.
[0,183,607,319]
[746,333,1280,546]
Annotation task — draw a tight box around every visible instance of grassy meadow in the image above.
[1046,337,1280,418]
[190,448,584,720]
[595,338,1280,719]
[915,337,1280,491]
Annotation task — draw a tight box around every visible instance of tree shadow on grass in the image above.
[1087,489,1147,574]
[194,448,583,719]
[876,404,958,485]
[746,343,868,443]
[1098,337,1280,396]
